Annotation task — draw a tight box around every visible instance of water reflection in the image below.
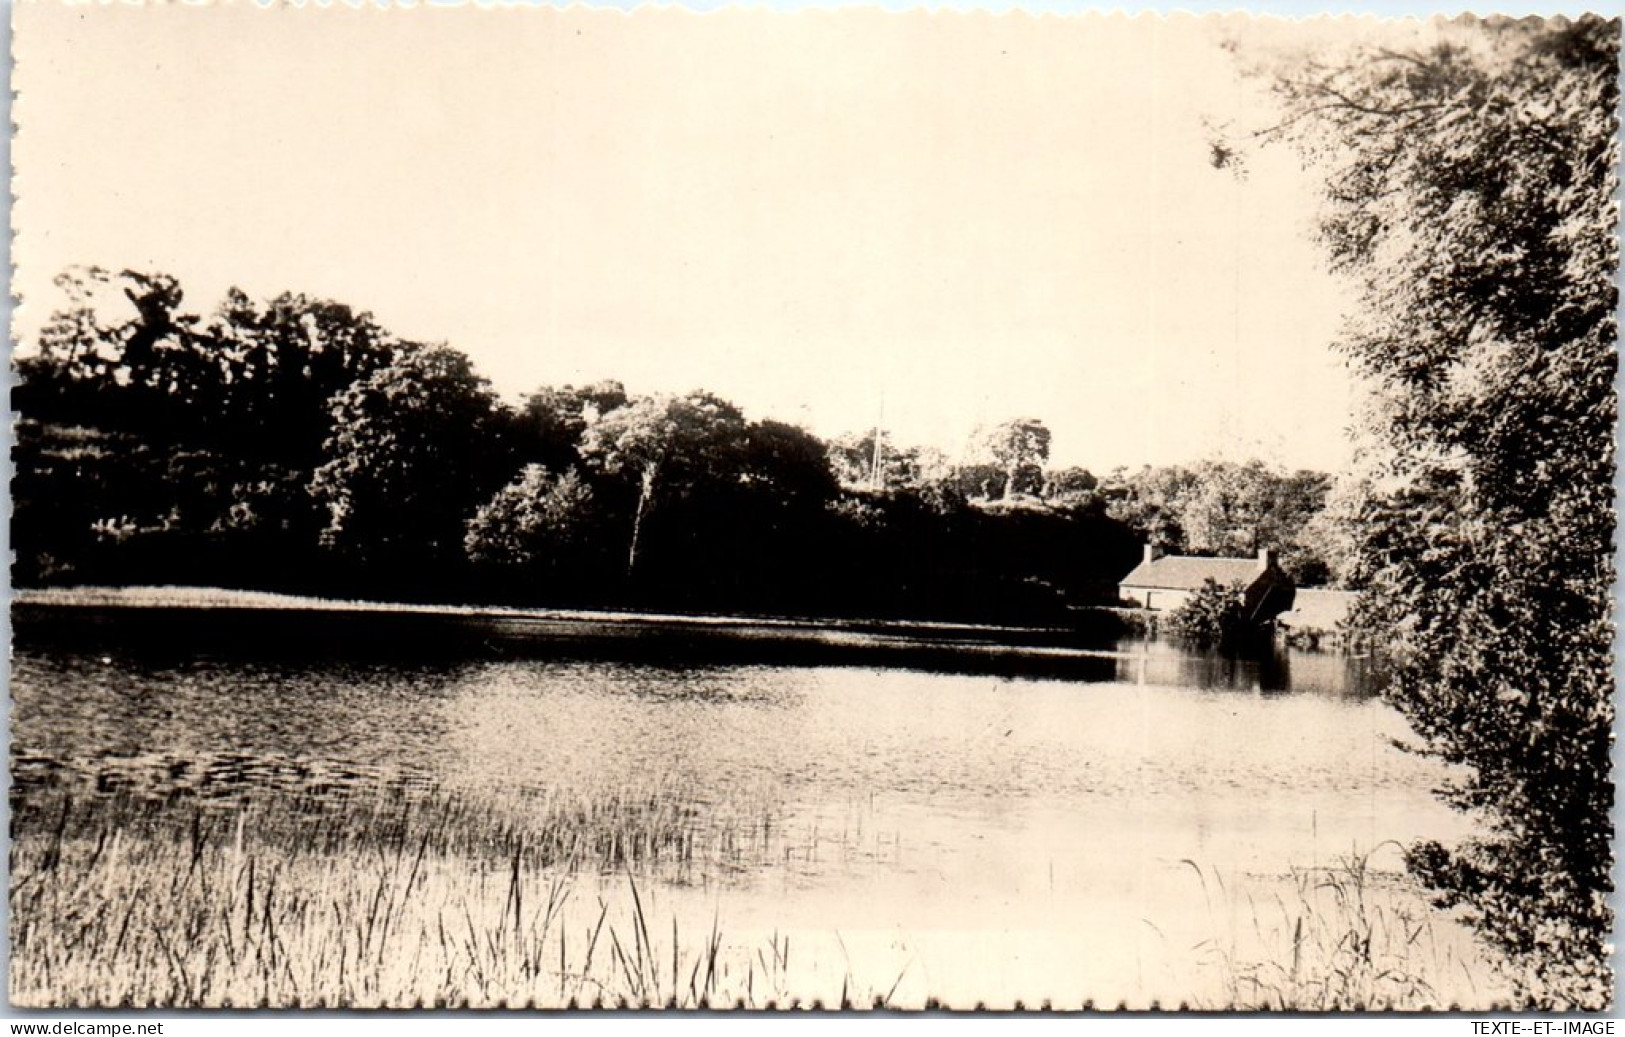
[1112,636,1381,698]
[11,605,1129,683]
[11,610,1394,815]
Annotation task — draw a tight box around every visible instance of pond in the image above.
[9,605,1500,1009]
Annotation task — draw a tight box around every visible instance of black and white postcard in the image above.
[8,3,1617,1012]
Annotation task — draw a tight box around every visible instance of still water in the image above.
[10,606,1488,1007]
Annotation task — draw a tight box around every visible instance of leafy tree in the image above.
[517,381,628,471]
[34,267,193,383]
[1165,578,1248,650]
[974,418,1052,501]
[465,465,597,570]
[739,420,840,505]
[578,391,749,576]
[1298,470,1375,589]
[1268,470,1335,584]
[201,290,400,558]
[1102,461,1332,582]
[1243,17,1617,1006]
[1043,466,1100,506]
[310,344,505,569]
[943,462,999,503]
[1102,464,1198,552]
[829,430,899,491]
[206,289,396,467]
[1178,460,1276,555]
[625,418,841,610]
[16,271,404,586]
[826,431,953,494]
[913,469,971,517]
[1181,461,1332,581]
[23,267,209,438]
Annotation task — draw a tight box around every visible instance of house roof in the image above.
[1119,555,1269,591]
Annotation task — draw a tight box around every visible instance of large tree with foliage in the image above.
[1241,17,1617,1006]
[974,418,1052,501]
[465,465,599,572]
[1102,463,1199,552]
[206,288,397,467]
[577,391,749,577]
[516,381,629,471]
[309,344,506,570]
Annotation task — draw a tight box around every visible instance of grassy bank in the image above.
[10,781,835,1009]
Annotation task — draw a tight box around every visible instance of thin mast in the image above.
[868,390,886,491]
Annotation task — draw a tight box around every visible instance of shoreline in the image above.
[11,586,1143,672]
[10,584,1076,636]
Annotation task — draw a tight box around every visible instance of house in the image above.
[1119,544,1296,622]
[1277,587,1359,636]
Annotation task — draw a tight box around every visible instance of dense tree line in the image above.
[15,267,1352,624]
[1099,461,1339,584]
[14,268,1179,621]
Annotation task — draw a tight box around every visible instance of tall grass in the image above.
[1181,846,1506,1010]
[8,781,794,1008]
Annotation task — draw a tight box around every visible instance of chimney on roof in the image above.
[1258,547,1277,571]
[1144,543,1161,564]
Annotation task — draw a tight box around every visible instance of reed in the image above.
[1182,846,1503,1010]
[16,780,1499,1009]
[8,784,781,1008]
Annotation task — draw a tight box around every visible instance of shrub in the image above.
[1165,579,1247,650]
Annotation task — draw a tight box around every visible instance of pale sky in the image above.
[13,4,1362,473]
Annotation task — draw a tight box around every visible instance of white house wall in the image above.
[1121,588,1194,611]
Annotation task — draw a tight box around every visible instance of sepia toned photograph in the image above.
[7,2,1617,1012]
